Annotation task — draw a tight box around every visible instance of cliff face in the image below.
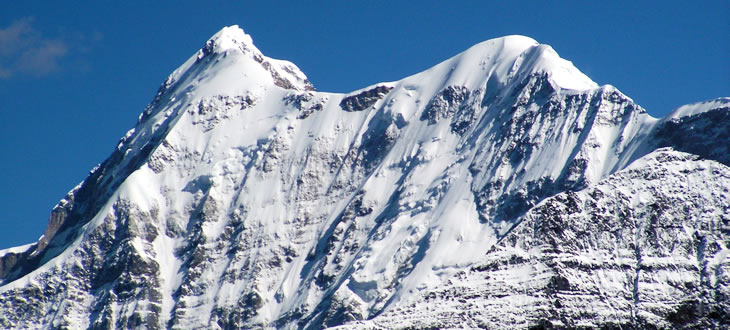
[0,25,727,329]
[352,149,730,329]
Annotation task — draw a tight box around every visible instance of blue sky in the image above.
[0,2,728,249]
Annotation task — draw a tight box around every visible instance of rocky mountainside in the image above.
[348,149,730,329]
[0,26,727,329]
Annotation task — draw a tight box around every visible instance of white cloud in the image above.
[0,17,70,78]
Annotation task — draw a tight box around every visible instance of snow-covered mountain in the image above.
[0,25,728,329]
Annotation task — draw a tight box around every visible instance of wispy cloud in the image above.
[0,17,70,78]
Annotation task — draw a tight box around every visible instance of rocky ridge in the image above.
[348,149,730,329]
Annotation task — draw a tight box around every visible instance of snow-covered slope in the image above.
[0,25,727,329]
[348,148,730,328]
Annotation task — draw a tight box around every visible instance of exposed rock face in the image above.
[0,26,727,329]
[339,85,393,112]
[351,149,730,329]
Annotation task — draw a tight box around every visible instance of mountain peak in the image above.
[401,35,597,96]
[202,25,263,57]
[203,25,255,55]
[1,25,727,329]
[467,35,597,91]
[477,34,539,52]
[188,25,315,93]
[521,43,598,90]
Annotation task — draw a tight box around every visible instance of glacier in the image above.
[0,25,728,329]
